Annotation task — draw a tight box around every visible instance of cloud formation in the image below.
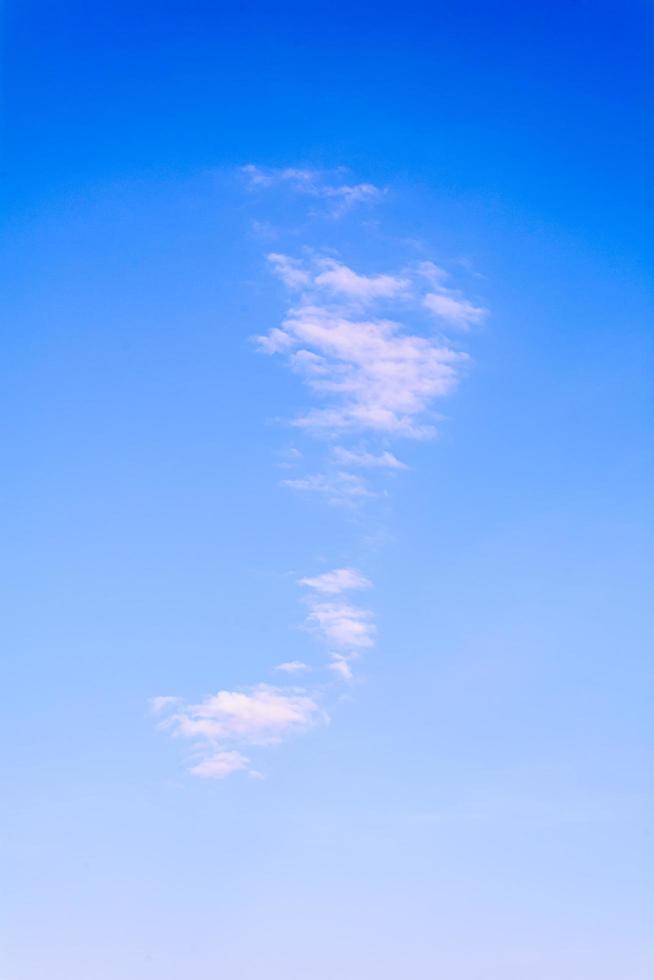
[275,660,310,673]
[282,469,373,505]
[152,684,324,778]
[423,291,487,328]
[299,566,376,681]
[191,750,250,779]
[268,252,311,289]
[299,567,372,594]
[241,165,383,214]
[154,167,487,779]
[257,252,484,440]
[332,446,407,470]
[306,600,376,649]
[314,259,409,301]
[259,303,463,438]
[329,654,353,681]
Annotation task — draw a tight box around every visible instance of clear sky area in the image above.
[2,2,653,977]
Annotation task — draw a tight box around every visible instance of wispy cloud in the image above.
[415,260,449,286]
[241,165,383,215]
[259,304,464,438]
[153,684,324,778]
[328,653,353,680]
[282,469,373,506]
[242,164,316,189]
[299,567,376,681]
[314,259,409,301]
[150,695,182,714]
[268,252,311,289]
[332,446,407,470]
[266,254,485,327]
[191,750,250,779]
[173,684,321,745]
[299,567,371,594]
[423,291,487,328]
[306,600,376,648]
[154,566,375,779]
[274,660,310,673]
[259,253,478,439]
[154,168,488,779]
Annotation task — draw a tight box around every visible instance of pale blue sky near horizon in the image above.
[2,2,653,978]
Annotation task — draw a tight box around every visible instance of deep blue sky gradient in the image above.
[5,0,652,249]
[2,3,653,978]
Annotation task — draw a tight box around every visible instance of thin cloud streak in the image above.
[332,446,407,470]
[275,660,310,673]
[242,165,384,214]
[191,750,250,779]
[299,567,372,594]
[423,290,487,328]
[282,469,374,505]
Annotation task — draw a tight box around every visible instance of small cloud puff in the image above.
[154,683,325,779]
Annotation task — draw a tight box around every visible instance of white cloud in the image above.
[241,165,383,214]
[306,600,375,649]
[275,446,304,470]
[282,470,373,505]
[314,259,409,301]
[155,684,324,779]
[190,750,250,779]
[325,182,381,213]
[423,291,487,328]
[328,654,353,681]
[300,567,371,594]
[266,254,409,306]
[149,695,181,714]
[415,260,448,286]
[175,684,321,745]
[299,568,375,676]
[258,304,464,438]
[332,446,407,470]
[268,252,311,289]
[154,171,489,779]
[275,660,310,673]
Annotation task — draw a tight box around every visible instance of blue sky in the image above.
[2,2,653,977]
